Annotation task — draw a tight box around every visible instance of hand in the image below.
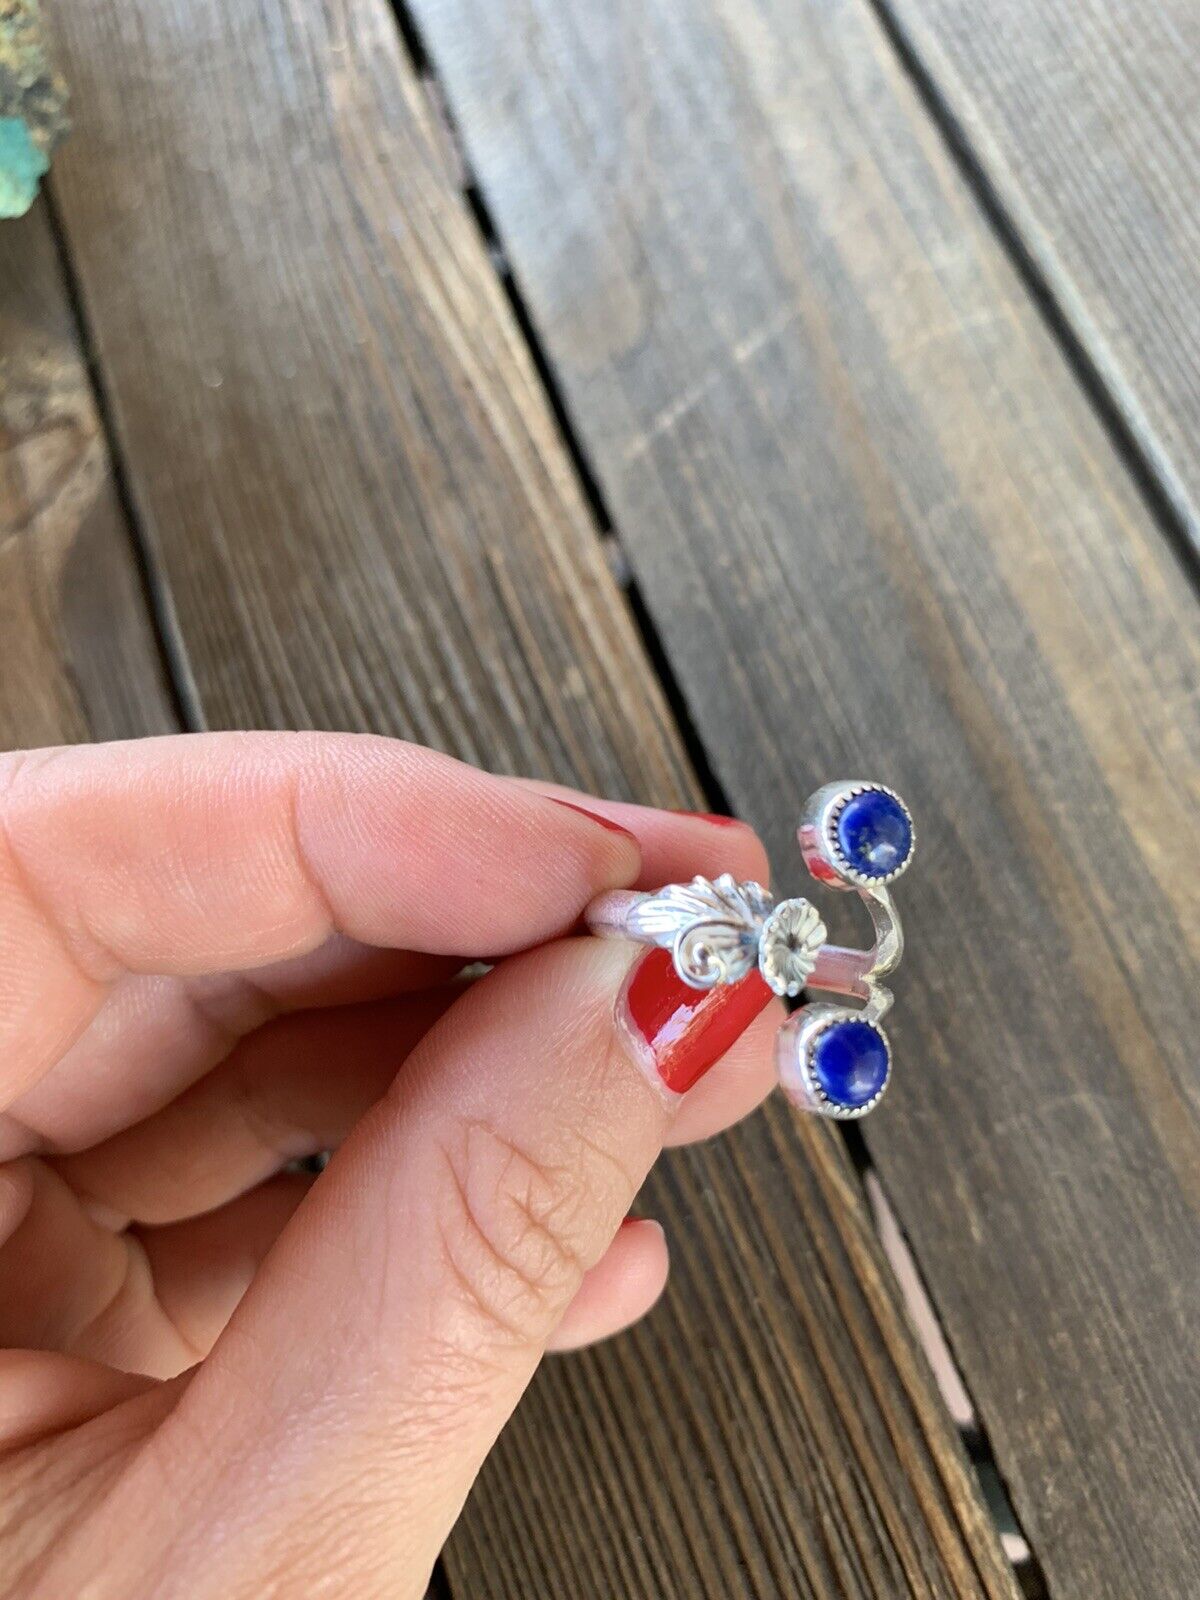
[0,733,782,1599]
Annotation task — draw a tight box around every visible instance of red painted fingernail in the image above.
[671,810,748,827]
[619,948,773,1095]
[618,1215,665,1243]
[550,798,638,842]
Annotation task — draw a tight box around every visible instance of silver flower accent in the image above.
[627,873,773,989]
[758,897,827,997]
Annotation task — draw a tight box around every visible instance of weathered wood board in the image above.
[0,204,173,747]
[407,0,1200,1594]
[882,0,1200,556]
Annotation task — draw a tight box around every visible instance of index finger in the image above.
[0,732,640,1105]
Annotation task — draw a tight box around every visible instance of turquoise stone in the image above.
[0,1,70,219]
[0,116,47,217]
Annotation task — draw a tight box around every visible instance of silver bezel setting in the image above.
[776,1002,892,1120]
[586,776,914,1121]
[799,780,915,890]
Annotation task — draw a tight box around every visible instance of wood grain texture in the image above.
[461,1113,1017,1600]
[407,1,1200,1595]
[42,1,1016,1595]
[0,204,174,747]
[878,0,1200,556]
[44,0,689,791]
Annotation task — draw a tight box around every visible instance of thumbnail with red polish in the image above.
[620,948,773,1094]
[672,810,746,827]
[549,798,638,842]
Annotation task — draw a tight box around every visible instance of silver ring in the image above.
[585,780,914,1119]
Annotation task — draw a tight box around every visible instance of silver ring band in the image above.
[585,780,915,1118]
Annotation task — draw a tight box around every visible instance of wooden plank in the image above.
[878,0,1200,556]
[43,0,691,787]
[405,1,1200,1596]
[461,1113,1019,1600]
[0,203,174,747]
[41,2,1018,1595]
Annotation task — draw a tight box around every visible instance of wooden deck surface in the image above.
[3,1,1198,1595]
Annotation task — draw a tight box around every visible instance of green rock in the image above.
[0,113,46,215]
[0,0,68,218]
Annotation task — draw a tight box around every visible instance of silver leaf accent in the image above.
[627,874,774,989]
[758,897,828,997]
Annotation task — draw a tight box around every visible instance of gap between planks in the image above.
[399,7,739,821]
[38,184,206,733]
[865,0,1200,596]
[389,2,1041,1592]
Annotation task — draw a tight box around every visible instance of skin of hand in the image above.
[0,733,783,1600]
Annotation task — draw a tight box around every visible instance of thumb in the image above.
[58,937,772,1599]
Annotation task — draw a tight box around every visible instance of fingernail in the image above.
[671,810,749,827]
[618,1215,667,1247]
[550,798,638,842]
[619,948,773,1095]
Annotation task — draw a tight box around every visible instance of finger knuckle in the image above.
[434,1115,630,1347]
[0,748,121,984]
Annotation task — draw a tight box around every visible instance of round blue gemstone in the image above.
[811,1019,889,1109]
[835,788,912,878]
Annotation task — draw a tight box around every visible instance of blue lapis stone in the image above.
[836,788,912,879]
[812,1019,890,1109]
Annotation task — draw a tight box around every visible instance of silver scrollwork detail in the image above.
[627,873,774,989]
